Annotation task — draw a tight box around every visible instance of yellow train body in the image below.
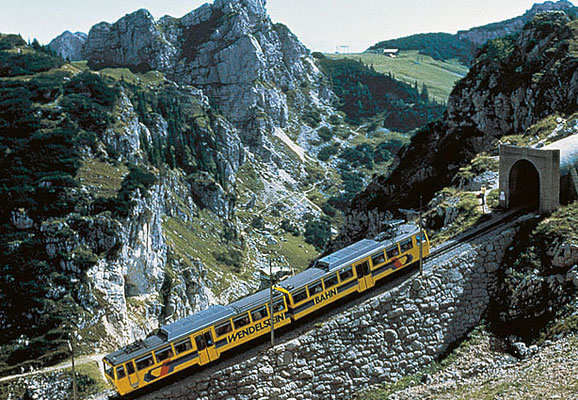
[104,224,429,396]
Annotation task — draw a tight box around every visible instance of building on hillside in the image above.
[382,48,399,57]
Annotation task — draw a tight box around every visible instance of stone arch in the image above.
[499,145,560,214]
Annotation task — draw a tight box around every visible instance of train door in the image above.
[355,259,374,291]
[126,361,139,389]
[194,330,218,365]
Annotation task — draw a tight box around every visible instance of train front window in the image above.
[104,362,114,379]
[292,288,307,303]
[233,313,250,329]
[324,273,338,288]
[174,338,192,354]
[135,354,154,371]
[371,251,386,266]
[116,365,126,380]
[250,306,268,322]
[339,266,353,281]
[155,346,174,362]
[400,239,413,253]
[386,245,400,259]
[215,321,233,337]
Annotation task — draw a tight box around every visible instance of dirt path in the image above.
[0,353,106,383]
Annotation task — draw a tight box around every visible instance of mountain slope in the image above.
[367,0,576,66]
[334,10,578,247]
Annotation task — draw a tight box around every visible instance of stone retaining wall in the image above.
[141,225,519,400]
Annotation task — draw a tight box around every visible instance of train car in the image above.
[280,223,429,321]
[103,290,290,395]
[103,223,429,396]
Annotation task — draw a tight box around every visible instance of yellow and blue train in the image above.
[103,224,429,396]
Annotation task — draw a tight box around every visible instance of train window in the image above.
[215,321,233,337]
[386,245,400,259]
[324,273,338,288]
[250,306,268,322]
[116,365,126,380]
[155,346,174,362]
[233,313,250,330]
[174,338,192,354]
[371,251,386,266]
[104,362,114,378]
[272,298,285,313]
[135,354,154,371]
[292,288,308,303]
[195,335,207,351]
[308,281,323,296]
[339,266,354,281]
[400,239,413,253]
[126,361,135,375]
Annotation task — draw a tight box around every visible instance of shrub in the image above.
[318,144,339,161]
[317,126,333,142]
[304,216,332,251]
[303,108,322,128]
[281,219,300,236]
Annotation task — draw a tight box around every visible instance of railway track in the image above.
[113,206,535,399]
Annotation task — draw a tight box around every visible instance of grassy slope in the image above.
[326,51,468,102]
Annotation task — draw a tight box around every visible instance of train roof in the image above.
[160,305,235,341]
[228,287,284,314]
[279,267,327,291]
[105,305,236,366]
[104,333,165,366]
[317,239,382,271]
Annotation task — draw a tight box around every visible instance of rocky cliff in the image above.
[81,0,333,161]
[335,10,578,247]
[47,31,86,61]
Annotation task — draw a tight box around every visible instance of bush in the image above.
[317,126,333,142]
[318,144,339,161]
[0,50,64,77]
[214,248,244,272]
[303,108,322,128]
[304,216,332,251]
[281,219,300,236]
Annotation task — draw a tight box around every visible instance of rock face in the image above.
[457,0,575,45]
[81,0,332,155]
[135,215,520,400]
[335,9,578,248]
[47,30,86,61]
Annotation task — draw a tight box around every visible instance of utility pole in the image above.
[419,196,424,276]
[68,337,77,400]
[269,256,275,348]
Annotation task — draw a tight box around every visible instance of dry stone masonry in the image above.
[140,222,520,400]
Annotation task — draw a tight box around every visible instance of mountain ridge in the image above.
[367,0,576,65]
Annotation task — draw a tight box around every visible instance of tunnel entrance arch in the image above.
[508,160,540,208]
[499,145,560,214]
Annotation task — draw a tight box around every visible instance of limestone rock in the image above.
[48,30,87,61]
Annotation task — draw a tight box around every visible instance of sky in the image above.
[0,0,553,52]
